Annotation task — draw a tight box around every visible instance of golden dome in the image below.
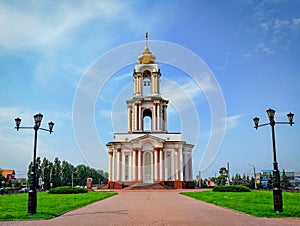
[138,32,156,64]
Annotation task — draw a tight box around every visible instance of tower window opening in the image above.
[143,108,152,131]
[144,116,151,131]
[143,70,151,95]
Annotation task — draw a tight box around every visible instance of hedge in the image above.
[212,185,251,192]
[48,186,88,194]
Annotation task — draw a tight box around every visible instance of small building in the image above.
[260,170,273,188]
[259,170,300,188]
[1,169,16,181]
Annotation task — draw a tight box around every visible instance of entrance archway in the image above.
[143,151,153,183]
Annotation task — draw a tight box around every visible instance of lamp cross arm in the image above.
[14,126,34,130]
[254,122,270,128]
[39,128,52,132]
[39,127,54,134]
[275,121,295,125]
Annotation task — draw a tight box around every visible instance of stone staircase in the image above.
[124,183,171,190]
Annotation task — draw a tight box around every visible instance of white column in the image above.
[139,104,142,131]
[151,74,155,94]
[109,152,113,181]
[127,107,131,132]
[138,76,142,94]
[157,104,160,130]
[188,154,193,181]
[138,149,142,181]
[183,153,190,181]
[174,150,178,181]
[164,106,167,131]
[179,148,183,181]
[112,150,116,181]
[159,149,163,181]
[122,152,125,181]
[152,104,156,131]
[154,149,158,181]
[153,75,156,94]
[172,152,175,180]
[157,74,160,94]
[116,150,120,181]
[129,152,132,181]
[164,152,168,181]
[134,104,137,131]
[134,76,137,95]
[132,150,136,181]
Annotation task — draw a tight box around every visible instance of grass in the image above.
[0,191,117,220]
[181,190,300,218]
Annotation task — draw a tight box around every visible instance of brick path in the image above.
[2,190,300,226]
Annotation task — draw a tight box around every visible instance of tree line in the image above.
[28,157,108,190]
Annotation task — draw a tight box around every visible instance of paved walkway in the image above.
[2,190,300,226]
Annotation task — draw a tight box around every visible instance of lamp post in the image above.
[15,113,54,215]
[253,108,294,212]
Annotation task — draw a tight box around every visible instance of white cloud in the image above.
[114,72,132,81]
[255,17,300,53]
[256,42,274,54]
[225,114,243,130]
[0,1,126,50]
[162,79,204,111]
[291,18,300,29]
[99,109,113,119]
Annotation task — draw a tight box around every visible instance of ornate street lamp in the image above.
[14,113,54,214]
[253,108,294,212]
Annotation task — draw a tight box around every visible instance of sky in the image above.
[0,0,300,179]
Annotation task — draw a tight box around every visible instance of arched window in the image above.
[143,108,152,131]
[143,151,153,182]
[143,70,151,95]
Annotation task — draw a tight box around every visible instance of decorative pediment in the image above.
[130,134,165,149]
[130,134,165,143]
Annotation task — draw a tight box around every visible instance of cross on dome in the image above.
[138,31,156,64]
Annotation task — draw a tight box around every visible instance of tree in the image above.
[0,170,6,187]
[52,157,62,187]
[26,156,109,189]
[27,157,42,189]
[41,157,52,190]
[249,177,255,189]
[61,160,74,186]
[232,173,242,185]
[216,167,228,186]
[267,174,273,189]
[281,169,291,190]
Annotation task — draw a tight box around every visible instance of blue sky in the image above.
[0,0,299,179]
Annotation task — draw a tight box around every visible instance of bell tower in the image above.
[107,32,194,189]
[127,32,169,133]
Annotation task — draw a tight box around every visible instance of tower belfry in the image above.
[127,32,168,132]
[106,33,194,189]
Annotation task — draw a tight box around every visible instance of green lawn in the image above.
[181,190,300,218]
[0,191,117,220]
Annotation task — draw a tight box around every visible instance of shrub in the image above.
[48,186,88,194]
[213,185,251,192]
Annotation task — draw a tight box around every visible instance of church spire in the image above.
[138,32,156,64]
[145,31,149,48]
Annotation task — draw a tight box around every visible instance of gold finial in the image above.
[138,31,156,64]
[145,31,148,48]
